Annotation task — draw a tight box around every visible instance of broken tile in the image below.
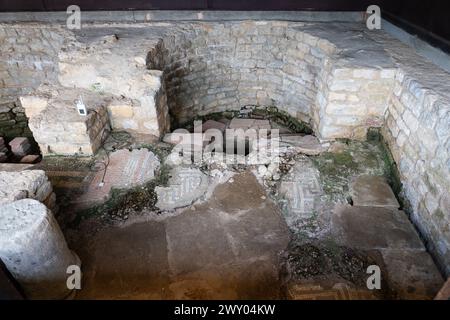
[9,137,31,157]
[155,167,209,210]
[351,175,400,209]
[331,205,425,250]
[281,135,328,155]
[163,132,203,145]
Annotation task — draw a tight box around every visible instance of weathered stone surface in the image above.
[75,148,160,207]
[0,170,55,210]
[331,205,425,250]
[0,199,80,299]
[155,167,209,210]
[74,170,289,299]
[76,221,170,299]
[380,250,444,300]
[278,157,325,234]
[351,175,400,209]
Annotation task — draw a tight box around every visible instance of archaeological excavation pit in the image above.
[0,10,449,301]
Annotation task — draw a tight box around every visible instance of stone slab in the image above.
[331,205,425,250]
[278,157,324,234]
[381,250,444,300]
[351,175,400,209]
[164,209,236,276]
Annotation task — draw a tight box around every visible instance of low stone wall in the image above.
[383,70,450,275]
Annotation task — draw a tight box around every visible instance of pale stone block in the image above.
[353,69,377,79]
[108,104,134,118]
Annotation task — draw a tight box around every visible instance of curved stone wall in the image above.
[148,22,337,127]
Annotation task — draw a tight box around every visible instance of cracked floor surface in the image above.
[72,171,290,299]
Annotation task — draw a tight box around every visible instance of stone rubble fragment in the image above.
[350,175,400,209]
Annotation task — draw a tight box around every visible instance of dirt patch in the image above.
[280,240,392,298]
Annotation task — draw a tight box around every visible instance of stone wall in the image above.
[20,87,111,156]
[57,34,170,137]
[0,24,69,138]
[381,63,450,276]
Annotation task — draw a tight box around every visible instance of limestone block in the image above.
[280,135,328,155]
[0,170,55,210]
[0,199,80,299]
[21,88,110,156]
